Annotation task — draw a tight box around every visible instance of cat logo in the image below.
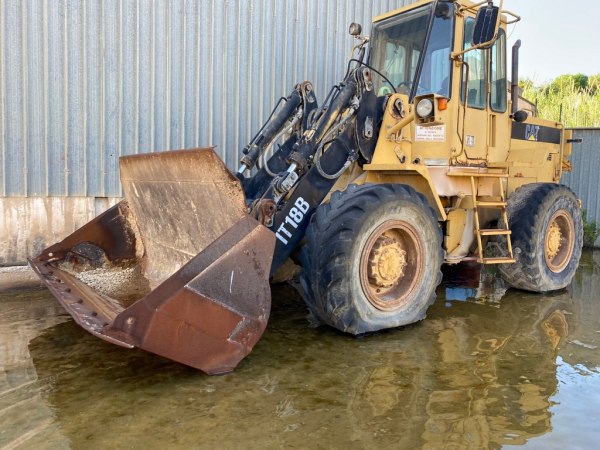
[526,124,540,141]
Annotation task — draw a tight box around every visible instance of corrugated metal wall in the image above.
[0,0,408,198]
[561,128,600,246]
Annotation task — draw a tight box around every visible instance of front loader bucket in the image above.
[29,148,276,374]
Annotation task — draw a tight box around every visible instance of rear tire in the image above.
[300,184,443,334]
[499,183,583,292]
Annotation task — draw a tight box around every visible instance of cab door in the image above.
[458,18,510,163]
[458,16,488,161]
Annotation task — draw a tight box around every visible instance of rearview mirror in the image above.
[472,5,499,46]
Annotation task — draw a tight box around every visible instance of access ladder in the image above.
[449,172,516,264]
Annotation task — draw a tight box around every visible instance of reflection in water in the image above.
[1,251,599,449]
[421,292,571,448]
[0,287,70,449]
[442,262,509,304]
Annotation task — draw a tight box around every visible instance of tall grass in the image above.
[520,79,600,128]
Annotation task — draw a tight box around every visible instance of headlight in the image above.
[416,98,434,118]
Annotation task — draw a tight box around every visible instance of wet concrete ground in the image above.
[1,252,599,449]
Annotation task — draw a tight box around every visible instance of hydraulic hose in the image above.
[239,89,303,172]
[290,76,358,170]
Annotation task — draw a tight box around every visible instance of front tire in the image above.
[499,183,583,292]
[300,184,443,335]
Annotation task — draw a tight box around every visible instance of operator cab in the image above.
[367,0,518,164]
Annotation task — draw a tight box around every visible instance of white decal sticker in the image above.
[275,197,310,245]
[415,125,446,142]
[466,135,475,147]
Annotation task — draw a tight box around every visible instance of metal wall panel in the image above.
[561,129,600,245]
[0,0,410,198]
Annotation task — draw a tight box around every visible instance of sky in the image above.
[501,0,600,82]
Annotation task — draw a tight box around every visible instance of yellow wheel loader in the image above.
[30,0,583,374]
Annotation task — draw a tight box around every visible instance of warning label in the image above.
[415,125,446,142]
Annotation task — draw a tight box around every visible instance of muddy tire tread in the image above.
[300,183,443,334]
[498,183,583,292]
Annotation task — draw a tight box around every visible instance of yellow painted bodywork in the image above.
[330,0,569,263]
[445,209,467,254]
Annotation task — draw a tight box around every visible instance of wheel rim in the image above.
[544,209,575,273]
[360,220,424,311]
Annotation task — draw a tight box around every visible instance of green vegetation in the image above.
[519,73,600,128]
[583,210,600,248]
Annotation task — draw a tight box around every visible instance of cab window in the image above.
[461,17,487,109]
[416,3,454,98]
[369,5,431,97]
[490,28,507,112]
[382,42,408,88]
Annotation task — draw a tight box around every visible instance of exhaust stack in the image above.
[511,39,522,114]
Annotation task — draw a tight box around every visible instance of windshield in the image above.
[369,2,455,99]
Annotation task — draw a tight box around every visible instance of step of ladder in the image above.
[479,229,511,236]
[476,200,507,207]
[481,257,516,265]
[460,256,516,264]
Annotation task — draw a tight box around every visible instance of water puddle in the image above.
[1,251,599,449]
